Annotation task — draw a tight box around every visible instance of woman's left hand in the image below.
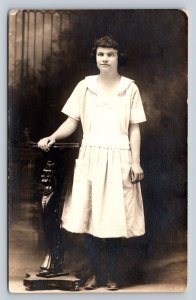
[130,163,144,184]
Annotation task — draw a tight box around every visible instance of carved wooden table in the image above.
[23,142,81,291]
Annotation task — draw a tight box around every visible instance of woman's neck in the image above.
[97,73,121,94]
[98,71,120,82]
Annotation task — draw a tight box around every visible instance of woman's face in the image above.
[96,47,118,74]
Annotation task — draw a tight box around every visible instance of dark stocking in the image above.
[105,238,122,281]
[84,234,101,276]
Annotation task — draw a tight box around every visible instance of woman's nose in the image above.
[103,57,108,62]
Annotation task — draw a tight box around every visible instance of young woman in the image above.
[38,36,146,290]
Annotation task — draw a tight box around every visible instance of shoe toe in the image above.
[107,280,119,291]
[84,275,97,290]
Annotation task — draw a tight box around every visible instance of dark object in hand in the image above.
[130,169,139,184]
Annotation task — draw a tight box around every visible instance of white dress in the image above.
[61,75,146,238]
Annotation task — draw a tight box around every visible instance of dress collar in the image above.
[85,75,134,95]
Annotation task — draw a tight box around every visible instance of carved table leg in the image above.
[37,157,66,277]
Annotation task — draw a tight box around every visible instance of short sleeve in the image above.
[61,80,85,121]
[130,84,147,124]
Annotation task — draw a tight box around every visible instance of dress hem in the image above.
[61,224,145,239]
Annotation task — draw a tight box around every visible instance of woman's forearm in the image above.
[129,123,144,183]
[129,123,141,164]
[50,117,79,141]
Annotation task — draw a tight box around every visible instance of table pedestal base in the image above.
[23,273,81,291]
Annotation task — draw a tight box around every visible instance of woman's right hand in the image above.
[37,136,56,152]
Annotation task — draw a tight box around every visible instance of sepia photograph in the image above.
[8,9,187,293]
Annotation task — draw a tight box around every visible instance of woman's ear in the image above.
[118,53,128,67]
[90,47,96,63]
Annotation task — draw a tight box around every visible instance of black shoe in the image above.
[84,275,97,290]
[107,278,119,291]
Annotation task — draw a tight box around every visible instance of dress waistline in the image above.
[81,133,130,149]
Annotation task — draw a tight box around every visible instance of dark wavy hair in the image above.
[90,36,128,67]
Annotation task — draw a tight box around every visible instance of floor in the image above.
[8,224,187,294]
